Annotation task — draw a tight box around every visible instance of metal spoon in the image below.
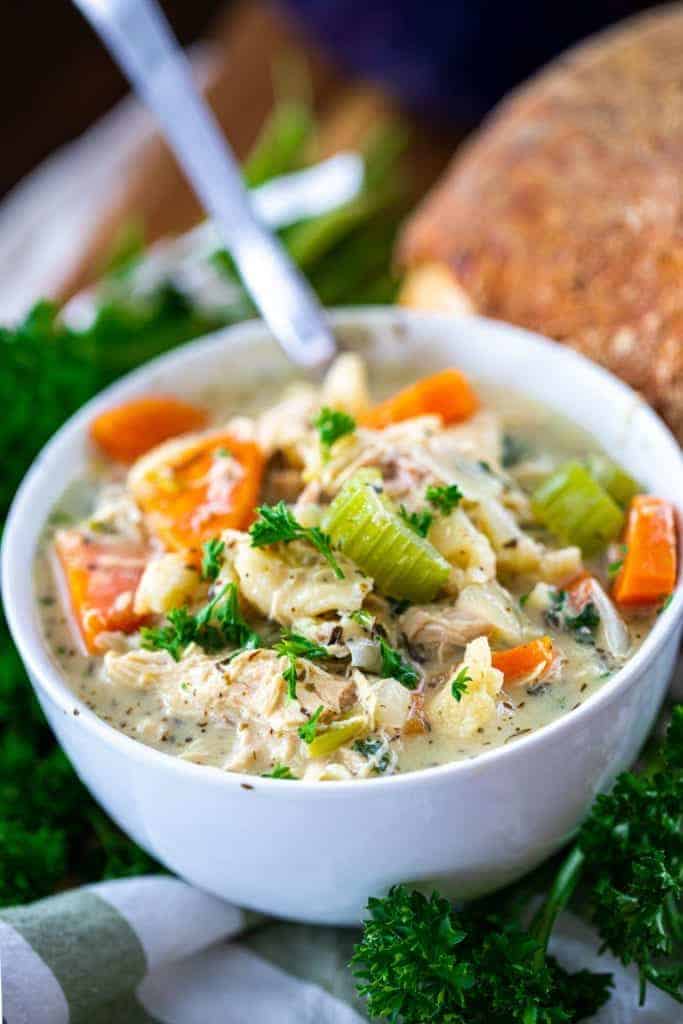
[72,0,337,369]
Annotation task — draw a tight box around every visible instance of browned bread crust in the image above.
[399,6,683,441]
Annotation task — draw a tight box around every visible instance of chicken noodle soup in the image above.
[36,355,677,780]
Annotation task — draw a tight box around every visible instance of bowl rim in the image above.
[3,306,683,799]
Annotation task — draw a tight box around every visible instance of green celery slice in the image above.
[585,453,639,508]
[323,476,450,602]
[307,717,366,758]
[531,461,624,555]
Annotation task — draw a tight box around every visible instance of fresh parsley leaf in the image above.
[450,667,471,702]
[275,633,329,661]
[249,501,344,579]
[298,705,324,744]
[141,583,261,661]
[281,659,299,701]
[214,583,261,650]
[545,589,600,645]
[378,637,419,690]
[577,707,683,1004]
[502,433,531,468]
[352,885,612,1024]
[399,504,433,537]
[201,537,225,581]
[261,763,297,779]
[353,736,391,774]
[312,406,356,455]
[351,608,374,630]
[566,601,600,640]
[607,559,623,577]
[274,632,329,701]
[140,607,199,661]
[426,483,463,516]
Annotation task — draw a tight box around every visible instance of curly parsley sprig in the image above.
[426,483,463,515]
[378,637,420,690]
[313,406,356,456]
[399,505,433,538]
[352,884,611,1024]
[450,667,471,701]
[353,707,683,1021]
[249,501,344,579]
[141,583,261,661]
[201,537,225,581]
[274,632,329,701]
[298,705,324,744]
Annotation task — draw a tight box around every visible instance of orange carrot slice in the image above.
[136,433,264,554]
[55,529,149,653]
[360,369,478,430]
[91,395,208,463]
[613,495,677,606]
[492,636,554,686]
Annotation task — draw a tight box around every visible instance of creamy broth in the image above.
[35,358,662,780]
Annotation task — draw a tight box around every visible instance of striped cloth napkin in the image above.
[1,875,680,1023]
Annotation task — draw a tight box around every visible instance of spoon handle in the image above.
[73,0,336,369]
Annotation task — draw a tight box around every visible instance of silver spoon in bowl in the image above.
[72,0,337,370]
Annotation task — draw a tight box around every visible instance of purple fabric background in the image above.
[282,0,656,125]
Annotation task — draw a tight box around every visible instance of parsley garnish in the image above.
[141,583,261,661]
[274,632,329,701]
[201,537,225,581]
[607,559,623,577]
[502,433,530,468]
[298,705,324,744]
[399,504,433,538]
[249,501,344,579]
[140,607,200,662]
[450,667,471,701]
[378,637,419,690]
[545,589,600,645]
[353,737,391,774]
[659,593,674,615]
[351,609,374,630]
[352,885,612,1024]
[261,763,297,779]
[426,483,463,516]
[312,406,356,455]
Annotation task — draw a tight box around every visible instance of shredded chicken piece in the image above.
[89,484,147,543]
[400,581,522,657]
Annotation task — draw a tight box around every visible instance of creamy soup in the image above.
[35,354,675,780]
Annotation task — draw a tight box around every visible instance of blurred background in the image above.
[2,0,661,200]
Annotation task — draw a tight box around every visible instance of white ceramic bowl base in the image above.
[4,309,683,925]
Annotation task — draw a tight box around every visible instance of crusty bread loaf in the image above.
[399,6,683,441]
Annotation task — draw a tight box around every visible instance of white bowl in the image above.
[3,309,683,925]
